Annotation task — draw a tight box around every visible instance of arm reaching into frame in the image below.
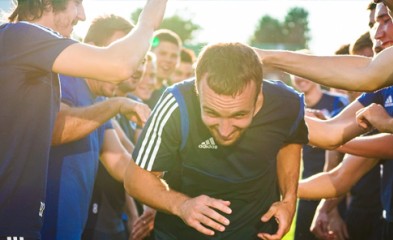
[254,47,393,92]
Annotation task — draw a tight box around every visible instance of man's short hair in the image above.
[8,0,69,22]
[84,14,134,46]
[335,44,350,55]
[152,29,182,49]
[180,47,196,64]
[195,42,263,98]
[349,32,373,55]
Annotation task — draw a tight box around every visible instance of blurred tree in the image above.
[130,8,201,44]
[249,7,310,50]
[250,15,284,46]
[130,8,143,25]
[283,7,310,49]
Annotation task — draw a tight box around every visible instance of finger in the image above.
[202,205,230,227]
[312,221,326,238]
[189,219,216,236]
[132,218,145,228]
[271,216,286,239]
[257,232,280,240]
[261,207,275,222]
[142,211,155,223]
[132,224,150,239]
[207,199,232,214]
[320,219,329,235]
[327,230,336,240]
[197,212,227,232]
[357,118,371,130]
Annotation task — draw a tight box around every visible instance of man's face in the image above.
[198,75,258,146]
[370,3,393,53]
[133,61,156,101]
[291,76,317,94]
[170,62,194,84]
[152,41,180,80]
[52,0,86,37]
[114,62,146,96]
[94,61,145,97]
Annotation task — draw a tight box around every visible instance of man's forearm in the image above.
[124,161,190,216]
[52,98,124,145]
[338,133,393,159]
[298,172,340,200]
[299,154,376,199]
[100,129,132,182]
[255,49,380,92]
[306,101,367,149]
[277,144,301,207]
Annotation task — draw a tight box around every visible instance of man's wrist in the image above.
[387,118,393,133]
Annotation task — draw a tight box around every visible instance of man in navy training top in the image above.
[0,0,166,239]
[41,14,152,240]
[125,42,309,240]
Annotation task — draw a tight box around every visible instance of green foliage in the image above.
[130,8,201,44]
[250,7,310,50]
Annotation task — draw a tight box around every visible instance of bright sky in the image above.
[0,0,372,55]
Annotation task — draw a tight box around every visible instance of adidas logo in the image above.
[198,137,218,149]
[385,95,393,107]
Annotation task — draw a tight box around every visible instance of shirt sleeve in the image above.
[9,23,76,72]
[132,89,182,172]
[330,95,350,117]
[59,75,78,107]
[357,91,383,107]
[286,94,309,145]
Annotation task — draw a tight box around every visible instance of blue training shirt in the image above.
[41,76,112,240]
[0,22,75,238]
[358,86,393,222]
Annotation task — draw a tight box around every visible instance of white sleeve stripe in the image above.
[136,93,178,168]
[136,93,173,165]
[140,98,177,168]
[20,21,64,38]
[146,103,179,171]
[139,96,178,169]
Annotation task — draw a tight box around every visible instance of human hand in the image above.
[138,0,168,30]
[257,201,295,240]
[119,98,151,127]
[177,195,231,236]
[325,208,349,240]
[310,203,332,239]
[356,103,393,133]
[305,108,328,120]
[131,207,156,240]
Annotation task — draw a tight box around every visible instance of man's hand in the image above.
[257,201,295,240]
[325,208,349,240]
[131,207,156,240]
[305,108,328,120]
[356,103,393,133]
[177,195,232,236]
[311,203,349,240]
[119,98,151,127]
[310,203,331,239]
